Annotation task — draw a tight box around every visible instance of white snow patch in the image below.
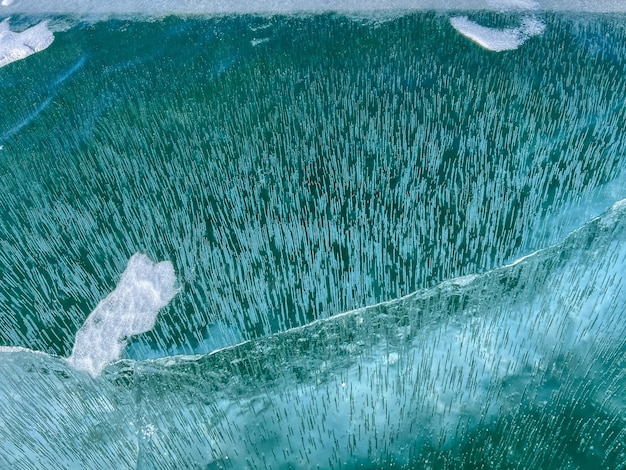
[68,253,178,377]
[450,15,545,52]
[0,20,54,68]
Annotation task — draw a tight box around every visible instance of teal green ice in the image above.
[0,10,625,469]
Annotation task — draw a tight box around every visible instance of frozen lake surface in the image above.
[0,8,625,469]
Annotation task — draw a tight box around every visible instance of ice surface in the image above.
[0,348,137,468]
[485,0,539,8]
[1,13,626,367]
[67,253,177,377]
[450,16,545,51]
[1,0,626,16]
[1,200,625,467]
[0,20,54,68]
[123,322,243,359]
[1,13,626,467]
[2,55,85,140]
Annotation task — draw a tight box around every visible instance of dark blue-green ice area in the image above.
[0,10,625,469]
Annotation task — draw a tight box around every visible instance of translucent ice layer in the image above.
[1,199,625,467]
[68,253,177,377]
[1,14,626,363]
[1,11,626,468]
[123,322,243,360]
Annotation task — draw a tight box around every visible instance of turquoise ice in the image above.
[0,6,625,469]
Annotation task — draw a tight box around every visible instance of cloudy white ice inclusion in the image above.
[68,253,178,377]
[450,16,546,51]
[0,19,54,68]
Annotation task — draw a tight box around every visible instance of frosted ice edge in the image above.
[67,253,177,377]
[2,0,626,15]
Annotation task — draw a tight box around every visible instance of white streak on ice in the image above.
[68,253,177,377]
[1,95,52,140]
[450,15,545,51]
[53,55,85,86]
[1,56,85,141]
[0,345,46,355]
[0,20,54,68]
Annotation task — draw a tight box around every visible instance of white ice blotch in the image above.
[251,37,270,47]
[0,19,54,68]
[450,15,545,52]
[1,0,16,6]
[68,253,178,377]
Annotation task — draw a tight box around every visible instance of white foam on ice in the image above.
[68,253,178,377]
[0,345,46,355]
[0,20,54,68]
[450,15,545,51]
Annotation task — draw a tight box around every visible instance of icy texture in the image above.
[0,13,626,467]
[485,0,539,8]
[0,349,137,468]
[1,200,625,467]
[450,15,545,51]
[0,20,54,68]
[123,322,243,360]
[68,253,177,377]
[1,15,625,359]
[2,0,626,15]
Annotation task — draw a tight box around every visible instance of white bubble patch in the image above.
[0,19,54,68]
[68,253,178,377]
[450,15,545,52]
